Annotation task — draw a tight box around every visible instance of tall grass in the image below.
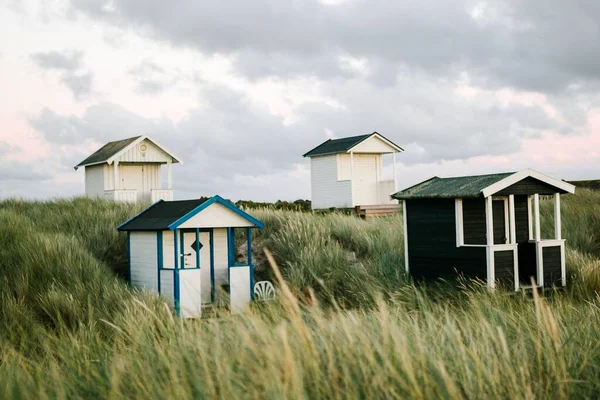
[0,191,598,398]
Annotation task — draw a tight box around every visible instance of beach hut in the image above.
[392,169,575,290]
[117,195,264,317]
[303,132,404,211]
[75,135,182,203]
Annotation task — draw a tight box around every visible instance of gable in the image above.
[350,134,399,154]
[494,177,567,196]
[114,138,174,164]
[177,202,256,229]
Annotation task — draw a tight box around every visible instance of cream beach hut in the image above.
[75,135,182,203]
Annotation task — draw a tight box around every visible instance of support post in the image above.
[350,151,355,206]
[534,193,541,241]
[527,196,533,241]
[554,193,561,240]
[113,160,119,190]
[508,195,516,244]
[195,228,200,268]
[403,200,409,274]
[167,161,173,190]
[392,152,397,192]
[485,196,495,288]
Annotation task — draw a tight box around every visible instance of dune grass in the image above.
[0,191,599,398]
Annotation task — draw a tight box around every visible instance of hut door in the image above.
[492,199,508,244]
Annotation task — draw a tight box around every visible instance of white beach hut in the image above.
[75,135,182,203]
[117,195,264,318]
[303,132,404,210]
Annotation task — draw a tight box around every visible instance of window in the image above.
[456,197,510,246]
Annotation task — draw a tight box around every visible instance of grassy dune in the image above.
[0,191,599,398]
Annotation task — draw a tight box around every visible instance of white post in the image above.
[554,193,561,240]
[403,200,409,274]
[508,195,516,244]
[533,193,541,241]
[167,161,173,190]
[527,196,533,240]
[485,196,495,288]
[350,151,355,206]
[392,152,398,191]
[113,160,119,191]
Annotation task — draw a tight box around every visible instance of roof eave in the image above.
[347,132,404,153]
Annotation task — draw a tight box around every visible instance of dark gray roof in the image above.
[75,136,141,168]
[392,172,514,200]
[118,198,208,231]
[303,132,403,157]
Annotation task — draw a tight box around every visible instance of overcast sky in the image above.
[1,0,599,201]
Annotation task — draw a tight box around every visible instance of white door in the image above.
[182,231,212,304]
[353,154,378,206]
[120,164,145,202]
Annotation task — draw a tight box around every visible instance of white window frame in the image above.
[455,197,509,247]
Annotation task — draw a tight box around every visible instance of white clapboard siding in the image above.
[310,155,353,209]
[115,138,173,163]
[213,228,229,287]
[120,164,161,203]
[353,154,379,206]
[160,269,175,302]
[161,230,176,268]
[84,165,105,197]
[199,231,212,303]
[178,203,254,229]
[130,232,158,291]
[230,266,251,314]
[350,135,397,153]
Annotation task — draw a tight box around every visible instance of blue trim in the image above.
[248,227,254,300]
[173,230,180,316]
[209,229,215,302]
[117,200,165,231]
[157,231,163,294]
[227,227,233,286]
[195,228,200,269]
[126,232,131,284]
[167,195,265,230]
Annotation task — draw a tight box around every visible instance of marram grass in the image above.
[0,191,599,399]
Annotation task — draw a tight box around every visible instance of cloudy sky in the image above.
[1,0,599,201]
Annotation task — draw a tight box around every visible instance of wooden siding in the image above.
[160,269,174,301]
[462,198,486,245]
[514,195,530,243]
[129,232,158,291]
[406,199,487,280]
[178,202,255,229]
[494,250,515,289]
[161,230,176,268]
[115,138,173,163]
[350,135,398,153]
[120,163,161,203]
[84,165,105,197]
[543,246,562,286]
[310,155,353,209]
[496,177,564,196]
[492,200,507,244]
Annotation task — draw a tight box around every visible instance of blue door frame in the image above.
[179,228,216,303]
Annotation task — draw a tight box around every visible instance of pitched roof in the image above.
[392,172,515,199]
[303,132,403,157]
[392,169,576,200]
[117,195,264,231]
[118,198,209,231]
[75,136,141,169]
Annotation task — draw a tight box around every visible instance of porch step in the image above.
[355,204,401,219]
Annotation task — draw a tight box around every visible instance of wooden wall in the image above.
[406,199,487,280]
[543,246,562,286]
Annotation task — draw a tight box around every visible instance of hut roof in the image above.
[74,135,182,169]
[303,131,403,157]
[392,169,576,200]
[117,195,264,231]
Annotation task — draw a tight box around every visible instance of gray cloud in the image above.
[69,0,600,93]
[0,146,52,183]
[128,60,173,94]
[31,49,93,99]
